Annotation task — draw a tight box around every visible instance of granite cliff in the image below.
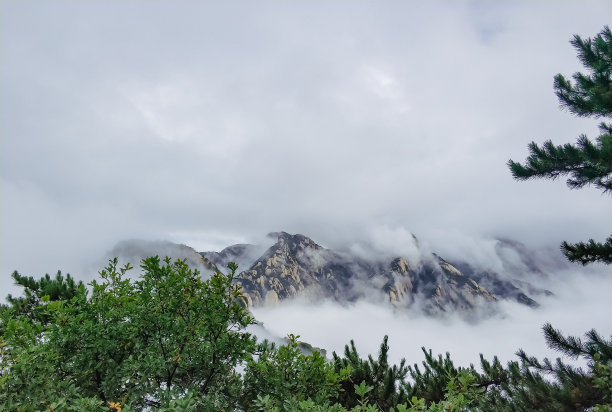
[201,232,551,314]
[107,232,553,315]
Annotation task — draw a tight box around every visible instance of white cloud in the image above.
[1,1,610,366]
[251,267,612,369]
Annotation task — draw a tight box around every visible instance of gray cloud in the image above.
[251,266,611,369]
[1,0,610,353]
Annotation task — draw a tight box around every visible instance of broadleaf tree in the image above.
[0,257,257,410]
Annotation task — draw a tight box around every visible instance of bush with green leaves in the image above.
[1,257,256,410]
[2,257,611,411]
[242,333,345,411]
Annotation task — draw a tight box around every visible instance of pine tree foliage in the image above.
[7,270,84,303]
[332,336,410,410]
[508,124,612,193]
[553,26,612,118]
[2,270,85,326]
[508,26,612,265]
[561,235,612,264]
[407,349,466,403]
[541,322,612,363]
[241,334,341,411]
[500,323,612,411]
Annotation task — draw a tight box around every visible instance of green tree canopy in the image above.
[1,257,256,410]
[2,259,611,411]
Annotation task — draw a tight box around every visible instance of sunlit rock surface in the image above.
[200,232,547,314]
[101,232,554,315]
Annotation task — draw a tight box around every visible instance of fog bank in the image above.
[251,267,611,369]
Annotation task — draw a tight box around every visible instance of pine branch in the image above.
[508,132,612,194]
[554,26,612,118]
[509,27,612,269]
[584,329,612,362]
[543,323,585,359]
[561,235,612,264]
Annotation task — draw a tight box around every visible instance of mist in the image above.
[2,1,611,282]
[251,266,611,369]
[1,1,610,380]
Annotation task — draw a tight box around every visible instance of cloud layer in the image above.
[251,266,611,369]
[1,1,610,324]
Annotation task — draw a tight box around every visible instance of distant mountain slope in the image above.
[107,232,554,315]
[107,239,216,273]
[205,232,541,314]
[201,243,264,274]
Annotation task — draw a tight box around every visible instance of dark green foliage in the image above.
[406,348,511,409]
[508,125,612,194]
[503,27,612,407]
[508,26,612,265]
[332,336,410,410]
[542,322,612,362]
[492,324,612,411]
[2,270,85,325]
[561,235,612,265]
[407,349,466,403]
[8,270,84,303]
[553,26,612,118]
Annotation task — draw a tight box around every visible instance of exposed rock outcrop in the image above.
[229,232,500,313]
[110,232,555,315]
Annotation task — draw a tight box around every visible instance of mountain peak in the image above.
[231,232,506,313]
[195,232,553,314]
[265,232,323,254]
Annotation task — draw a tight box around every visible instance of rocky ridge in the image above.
[107,232,553,315]
[201,232,551,314]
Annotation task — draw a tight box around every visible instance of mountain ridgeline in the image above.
[108,232,554,315]
[197,232,553,315]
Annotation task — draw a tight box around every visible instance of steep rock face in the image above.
[457,267,540,308]
[235,232,357,306]
[451,239,556,308]
[110,232,550,314]
[378,257,415,304]
[419,256,497,313]
[232,232,498,313]
[373,254,498,313]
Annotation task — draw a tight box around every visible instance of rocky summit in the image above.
[200,232,553,315]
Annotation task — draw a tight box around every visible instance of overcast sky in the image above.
[1,2,610,284]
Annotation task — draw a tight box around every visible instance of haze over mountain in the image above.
[109,231,559,317]
[2,2,610,287]
[1,0,610,373]
[101,231,610,367]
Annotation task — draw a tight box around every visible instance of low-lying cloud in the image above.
[251,266,611,370]
[2,2,611,287]
[1,2,610,376]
